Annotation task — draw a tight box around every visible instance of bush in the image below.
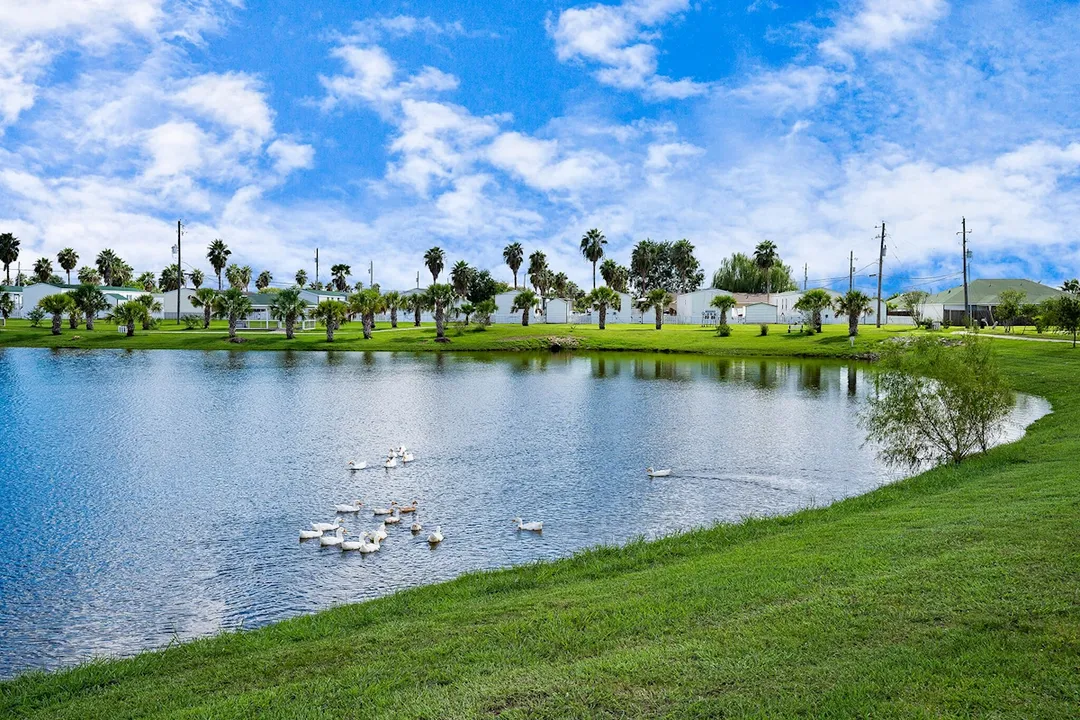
[183,315,202,330]
[941,319,951,329]
[758,323,769,336]
[27,307,45,327]
[716,322,731,337]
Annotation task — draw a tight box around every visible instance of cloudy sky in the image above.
[1,0,1078,293]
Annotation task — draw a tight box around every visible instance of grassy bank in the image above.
[1,336,1078,718]
[0,318,914,357]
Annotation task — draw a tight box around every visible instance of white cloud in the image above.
[174,72,274,143]
[487,131,619,193]
[319,44,459,111]
[267,138,315,175]
[644,141,703,171]
[344,15,468,44]
[820,0,948,62]
[732,66,842,112]
[550,0,708,100]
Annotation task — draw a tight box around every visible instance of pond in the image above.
[0,348,1050,678]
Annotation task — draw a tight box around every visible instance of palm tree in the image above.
[311,299,347,342]
[66,303,82,330]
[599,258,618,287]
[1062,279,1080,295]
[349,288,384,339]
[458,302,476,325]
[330,264,351,292]
[136,271,157,292]
[835,290,873,337]
[503,242,524,288]
[406,293,428,327]
[587,286,621,330]
[527,251,548,292]
[382,290,402,328]
[642,288,672,330]
[450,260,473,297]
[213,287,253,339]
[671,239,702,293]
[95,249,119,287]
[77,266,101,285]
[159,264,182,292]
[225,263,243,289]
[207,239,231,290]
[475,297,497,326]
[794,288,833,332]
[0,292,13,323]
[553,272,569,298]
[57,248,78,284]
[190,269,204,289]
[630,239,658,294]
[38,293,74,334]
[580,228,607,289]
[421,247,444,283]
[33,257,53,283]
[0,232,19,284]
[511,289,539,327]
[425,283,457,338]
[256,270,272,291]
[238,266,252,292]
[710,294,736,325]
[190,288,217,329]
[269,287,308,339]
[295,269,308,288]
[134,294,162,329]
[753,240,779,297]
[108,301,148,337]
[112,259,134,287]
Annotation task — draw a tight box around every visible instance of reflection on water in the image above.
[0,348,1049,678]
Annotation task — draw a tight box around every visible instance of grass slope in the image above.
[1,337,1078,719]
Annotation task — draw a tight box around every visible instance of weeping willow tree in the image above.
[711,252,798,294]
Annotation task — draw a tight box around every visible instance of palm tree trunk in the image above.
[513,270,518,289]
[229,316,237,338]
[68,314,78,330]
[390,308,398,328]
[217,272,222,291]
[286,318,295,340]
[655,306,662,330]
[592,261,597,290]
[51,313,61,335]
[362,315,372,340]
[126,322,135,337]
[141,317,151,330]
[203,306,211,329]
[849,315,858,337]
[720,309,727,324]
[599,304,607,330]
[86,314,95,331]
[414,306,421,327]
[521,309,529,327]
[436,306,446,338]
[326,323,335,342]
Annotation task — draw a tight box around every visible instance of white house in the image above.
[743,302,778,324]
[544,291,633,324]
[772,288,882,326]
[492,290,542,324]
[918,279,1064,326]
[20,283,143,319]
[1,284,23,319]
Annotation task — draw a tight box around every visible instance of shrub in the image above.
[941,319,951,329]
[27,307,45,327]
[716,322,731,337]
[759,323,769,336]
[183,315,202,330]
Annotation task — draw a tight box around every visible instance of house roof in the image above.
[0,285,20,293]
[247,293,277,306]
[104,293,126,301]
[926,279,1064,306]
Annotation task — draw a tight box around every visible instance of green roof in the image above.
[247,293,276,306]
[1,285,20,293]
[927,279,1064,306]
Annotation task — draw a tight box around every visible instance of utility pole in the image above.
[876,222,886,328]
[369,260,374,289]
[849,251,855,292]
[958,217,972,327]
[176,220,181,324]
[803,264,808,291]
[314,248,319,289]
[416,271,420,289]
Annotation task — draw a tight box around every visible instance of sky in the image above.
[1,0,1078,294]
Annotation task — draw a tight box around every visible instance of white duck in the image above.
[358,532,381,553]
[410,521,423,533]
[427,526,444,544]
[401,452,415,463]
[384,456,398,468]
[299,528,323,540]
[395,445,408,456]
[319,527,346,547]
[372,502,398,516]
[646,467,671,478]
[341,533,365,551]
[384,512,402,525]
[311,518,343,533]
[372,522,388,542]
[335,500,363,513]
[512,517,543,532]
[347,461,367,471]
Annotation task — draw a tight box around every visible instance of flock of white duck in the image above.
[299,445,545,554]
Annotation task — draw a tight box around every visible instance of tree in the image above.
[474,297,497,326]
[108,301,149,337]
[95,249,119,287]
[66,303,82,330]
[134,294,161,329]
[0,232,18,284]
[527,251,548,293]
[190,269,204,289]
[70,284,108,331]
[862,336,1014,468]
[1060,279,1079,295]
[0,292,13,323]
[33,257,53,283]
[670,239,704,294]
[311,300,347,341]
[630,239,658,295]
[207,239,231,290]
[711,252,797,294]
[112,259,134,287]
[1043,294,1080,347]
[424,247,445,284]
[425,283,457,339]
[38,293,74,335]
[269,287,307,339]
[330,264,351,292]
[553,272,570,298]
[256,270,273,291]
[641,288,672,330]
[159,264,183,292]
[190,287,217,329]
[503,242,523,288]
[580,228,607,289]
[710,294,736,325]
[450,260,473,297]
[467,269,504,304]
[382,290,402,328]
[835,290,873,337]
[225,264,243,290]
[996,289,1026,333]
[77,266,101,285]
[295,269,308,288]
[511,289,539,327]
[900,290,929,327]
[458,302,476,325]
[214,287,253,339]
[349,288,384,340]
[238,266,252,292]
[136,271,157,292]
[600,258,628,293]
[587,286,621,330]
[753,241,780,296]
[794,289,832,332]
[406,293,428,327]
[57,248,78,284]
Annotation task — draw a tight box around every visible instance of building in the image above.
[0,285,23,320]
[743,302,778,324]
[542,291,633,324]
[18,283,144,319]
[920,279,1065,325]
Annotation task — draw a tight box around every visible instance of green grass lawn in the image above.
[1,331,1078,718]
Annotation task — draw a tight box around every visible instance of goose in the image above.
[319,527,346,547]
[372,502,398,516]
[384,512,402,525]
[358,533,381,554]
[401,452,415,463]
[335,500,363,513]
[372,522,388,542]
[341,533,366,551]
[347,461,367,471]
[646,467,671,478]
[512,517,543,532]
[398,501,418,514]
[311,518,343,533]
[395,445,408,456]
[299,528,323,540]
[410,521,423,533]
[384,456,398,468]
[427,526,443,544]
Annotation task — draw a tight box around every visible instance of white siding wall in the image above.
[743,303,778,324]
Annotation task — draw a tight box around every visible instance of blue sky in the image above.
[1,0,1078,294]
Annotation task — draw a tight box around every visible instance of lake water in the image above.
[0,348,1050,678]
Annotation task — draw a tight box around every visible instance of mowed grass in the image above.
[1,336,1079,718]
[0,318,918,358]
